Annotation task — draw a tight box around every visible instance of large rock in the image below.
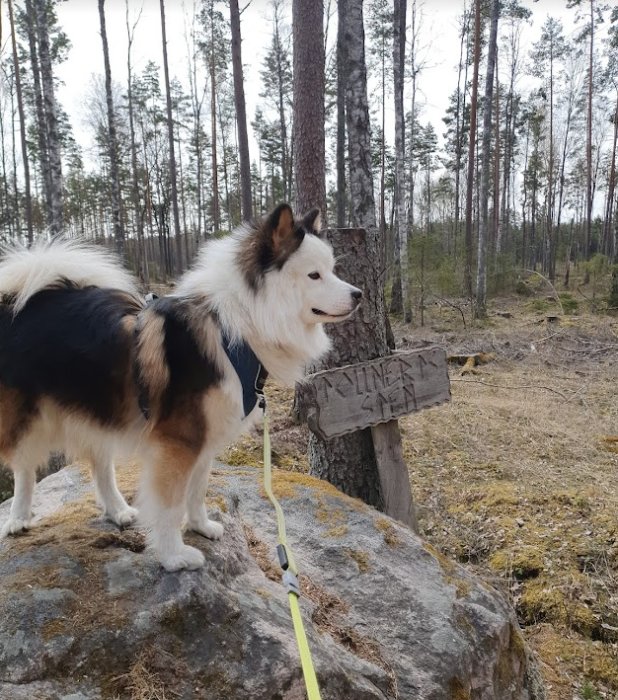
[0,464,545,699]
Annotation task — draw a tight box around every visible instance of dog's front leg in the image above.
[1,464,35,537]
[186,455,224,540]
[139,438,205,572]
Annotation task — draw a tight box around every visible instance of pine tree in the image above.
[99,0,126,257]
[292,0,326,215]
[476,0,500,319]
[230,0,252,221]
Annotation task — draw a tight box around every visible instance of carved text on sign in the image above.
[300,346,451,440]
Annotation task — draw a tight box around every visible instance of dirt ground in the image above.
[226,292,618,700]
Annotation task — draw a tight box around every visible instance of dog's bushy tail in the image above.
[0,238,137,313]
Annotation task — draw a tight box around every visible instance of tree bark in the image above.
[209,2,221,232]
[475,0,499,318]
[306,0,409,523]
[393,0,410,323]
[465,0,481,300]
[8,0,33,244]
[336,9,347,227]
[292,0,326,216]
[230,0,252,221]
[99,0,126,258]
[603,93,618,262]
[342,0,376,230]
[584,0,594,258]
[125,0,147,282]
[308,228,389,511]
[160,0,183,272]
[33,0,63,235]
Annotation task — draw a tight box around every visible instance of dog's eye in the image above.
[308,272,321,280]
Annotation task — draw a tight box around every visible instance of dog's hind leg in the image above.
[139,438,205,572]
[186,455,224,540]
[0,463,36,537]
[90,451,137,527]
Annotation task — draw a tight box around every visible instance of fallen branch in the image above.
[451,378,569,400]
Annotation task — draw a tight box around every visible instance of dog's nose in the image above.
[351,288,363,302]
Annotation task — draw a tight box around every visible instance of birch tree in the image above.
[393,0,410,322]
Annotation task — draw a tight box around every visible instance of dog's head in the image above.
[241,203,362,325]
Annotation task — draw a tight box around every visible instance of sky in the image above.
[0,0,589,171]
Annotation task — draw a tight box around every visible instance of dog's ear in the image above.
[301,208,322,234]
[266,203,297,254]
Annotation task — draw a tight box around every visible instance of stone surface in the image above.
[0,465,546,700]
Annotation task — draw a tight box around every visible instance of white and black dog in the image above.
[0,204,361,571]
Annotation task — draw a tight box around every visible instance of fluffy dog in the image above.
[0,204,361,571]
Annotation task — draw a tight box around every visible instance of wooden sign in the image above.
[300,346,451,441]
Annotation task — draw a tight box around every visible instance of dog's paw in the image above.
[159,544,205,572]
[0,517,31,538]
[107,505,138,528]
[188,518,224,540]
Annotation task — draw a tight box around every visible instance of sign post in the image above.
[299,347,451,528]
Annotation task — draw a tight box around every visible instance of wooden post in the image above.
[372,421,417,530]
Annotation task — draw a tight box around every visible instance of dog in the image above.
[0,204,361,571]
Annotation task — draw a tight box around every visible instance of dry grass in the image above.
[397,299,618,700]
[244,295,618,700]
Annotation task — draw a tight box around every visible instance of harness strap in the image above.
[221,330,268,417]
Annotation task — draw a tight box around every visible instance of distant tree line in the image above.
[0,0,617,315]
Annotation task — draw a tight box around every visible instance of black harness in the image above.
[221,329,268,417]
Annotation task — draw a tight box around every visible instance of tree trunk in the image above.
[274,9,291,203]
[475,0,499,319]
[342,0,376,230]
[230,0,252,221]
[159,0,183,272]
[209,2,220,232]
[393,0,410,323]
[465,0,481,299]
[584,0,594,258]
[306,0,409,524]
[547,36,556,281]
[603,93,618,262]
[33,0,63,235]
[125,0,147,282]
[308,228,390,511]
[99,0,126,258]
[454,10,469,259]
[292,0,326,216]
[336,9,347,227]
[24,0,51,230]
[8,0,33,244]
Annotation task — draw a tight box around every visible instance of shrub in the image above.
[559,292,578,314]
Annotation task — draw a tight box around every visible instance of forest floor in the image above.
[224,291,618,700]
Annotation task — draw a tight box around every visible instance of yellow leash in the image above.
[261,399,322,700]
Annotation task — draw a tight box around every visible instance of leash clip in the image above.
[282,570,301,597]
